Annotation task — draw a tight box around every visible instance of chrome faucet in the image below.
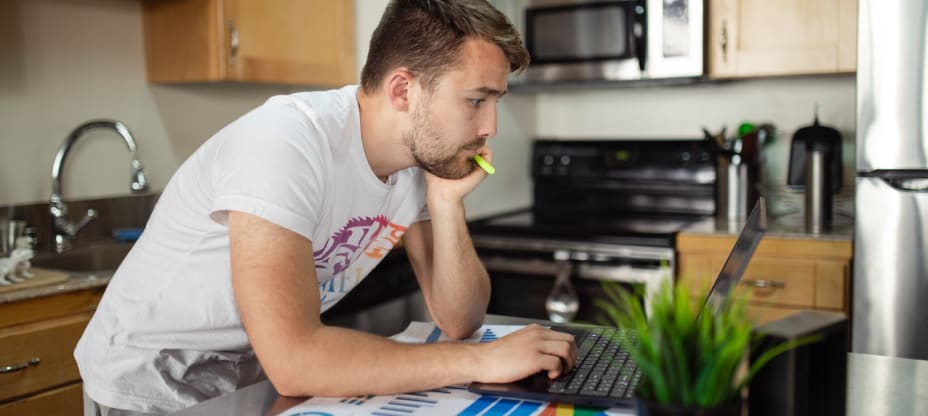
[50,120,148,252]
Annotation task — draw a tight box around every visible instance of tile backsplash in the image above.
[0,193,159,253]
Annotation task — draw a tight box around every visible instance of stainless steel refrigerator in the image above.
[854,0,928,360]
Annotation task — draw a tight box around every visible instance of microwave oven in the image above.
[511,0,703,83]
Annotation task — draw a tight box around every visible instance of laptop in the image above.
[467,197,768,408]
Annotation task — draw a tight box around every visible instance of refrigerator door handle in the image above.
[865,170,928,192]
[884,177,928,192]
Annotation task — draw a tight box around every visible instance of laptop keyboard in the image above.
[549,326,641,399]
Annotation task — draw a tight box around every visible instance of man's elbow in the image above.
[265,365,305,397]
[441,328,474,341]
[437,319,482,340]
[260,347,321,397]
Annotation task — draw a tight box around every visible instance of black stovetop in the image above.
[468,139,718,249]
[468,208,710,248]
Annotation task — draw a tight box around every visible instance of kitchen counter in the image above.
[0,244,412,306]
[683,213,853,241]
[171,315,927,416]
[0,271,112,304]
[0,240,129,304]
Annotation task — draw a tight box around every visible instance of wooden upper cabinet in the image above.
[707,0,857,79]
[142,0,356,86]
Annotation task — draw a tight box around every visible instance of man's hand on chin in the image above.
[424,149,493,206]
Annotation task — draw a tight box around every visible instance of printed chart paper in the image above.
[278,322,634,416]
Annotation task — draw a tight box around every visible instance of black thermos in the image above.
[787,113,843,233]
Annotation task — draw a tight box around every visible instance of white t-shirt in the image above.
[75,85,429,413]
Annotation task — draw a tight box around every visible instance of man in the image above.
[76,0,577,414]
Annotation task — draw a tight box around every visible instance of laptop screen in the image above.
[703,197,768,314]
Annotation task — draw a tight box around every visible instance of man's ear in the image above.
[385,69,416,112]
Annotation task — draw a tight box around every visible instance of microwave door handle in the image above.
[633,2,647,71]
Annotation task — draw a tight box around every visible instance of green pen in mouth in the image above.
[473,154,495,175]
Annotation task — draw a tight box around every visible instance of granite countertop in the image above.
[0,245,412,308]
[682,213,853,241]
[0,271,112,304]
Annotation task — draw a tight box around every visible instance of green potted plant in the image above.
[594,280,813,416]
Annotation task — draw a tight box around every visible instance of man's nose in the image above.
[477,107,498,138]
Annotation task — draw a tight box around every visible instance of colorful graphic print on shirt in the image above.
[313,215,407,306]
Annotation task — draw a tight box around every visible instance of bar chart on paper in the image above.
[280,385,614,416]
[277,323,627,416]
[454,390,614,416]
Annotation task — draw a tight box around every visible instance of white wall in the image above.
[534,75,857,191]
[1,0,173,206]
[0,0,293,206]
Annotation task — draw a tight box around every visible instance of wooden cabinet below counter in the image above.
[676,232,852,325]
[0,288,104,416]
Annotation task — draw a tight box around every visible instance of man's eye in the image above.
[469,98,485,107]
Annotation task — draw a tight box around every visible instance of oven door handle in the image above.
[479,257,562,276]
[479,256,671,282]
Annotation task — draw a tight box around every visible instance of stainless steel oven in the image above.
[469,140,715,323]
[476,235,674,323]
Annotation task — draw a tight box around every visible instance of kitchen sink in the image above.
[31,242,133,272]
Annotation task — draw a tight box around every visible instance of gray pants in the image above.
[83,388,159,416]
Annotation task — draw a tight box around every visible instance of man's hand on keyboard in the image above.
[471,324,577,382]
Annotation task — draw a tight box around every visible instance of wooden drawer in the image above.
[0,382,82,416]
[0,288,103,328]
[711,256,816,307]
[679,254,848,309]
[0,313,90,402]
[680,255,814,307]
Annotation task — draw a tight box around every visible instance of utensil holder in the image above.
[717,161,750,221]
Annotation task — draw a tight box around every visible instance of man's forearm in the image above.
[427,201,491,339]
[274,325,482,397]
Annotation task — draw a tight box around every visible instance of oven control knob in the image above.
[553,250,570,261]
[559,155,571,166]
[543,154,555,165]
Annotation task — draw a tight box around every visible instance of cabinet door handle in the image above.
[741,279,785,289]
[720,19,729,63]
[0,357,41,374]
[227,20,239,64]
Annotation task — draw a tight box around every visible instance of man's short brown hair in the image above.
[360,0,529,93]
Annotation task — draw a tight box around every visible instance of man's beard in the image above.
[406,104,484,180]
